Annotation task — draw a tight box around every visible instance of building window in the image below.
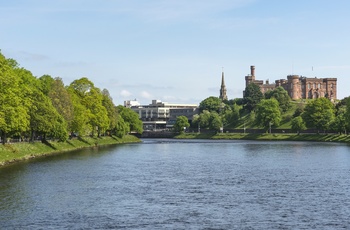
[313,83,316,89]
[308,83,311,89]
[318,83,321,89]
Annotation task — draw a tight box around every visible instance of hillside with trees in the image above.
[191,83,350,135]
[0,51,143,144]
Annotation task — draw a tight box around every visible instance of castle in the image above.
[244,66,337,100]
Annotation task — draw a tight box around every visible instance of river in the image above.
[1,139,350,229]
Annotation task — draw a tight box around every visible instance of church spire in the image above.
[219,69,228,101]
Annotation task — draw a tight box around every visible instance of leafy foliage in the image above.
[243,83,263,112]
[199,96,223,113]
[0,52,142,143]
[302,98,335,132]
[255,98,282,130]
[173,116,190,133]
[291,116,306,134]
[265,86,291,112]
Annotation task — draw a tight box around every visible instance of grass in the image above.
[0,135,140,166]
[176,132,350,143]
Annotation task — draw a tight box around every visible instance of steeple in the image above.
[219,70,228,101]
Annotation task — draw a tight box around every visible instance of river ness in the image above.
[1,139,350,229]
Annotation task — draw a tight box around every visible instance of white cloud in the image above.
[140,91,153,99]
[120,90,132,97]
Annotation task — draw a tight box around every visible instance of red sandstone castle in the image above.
[245,66,337,100]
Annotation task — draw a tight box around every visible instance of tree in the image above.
[243,83,263,112]
[265,86,291,112]
[199,96,223,113]
[198,110,211,129]
[117,105,143,134]
[173,116,190,133]
[0,53,30,143]
[101,89,119,135]
[302,97,335,132]
[68,78,109,137]
[48,77,74,130]
[29,90,68,142]
[291,116,306,134]
[221,103,240,128]
[255,98,281,131]
[209,112,223,132]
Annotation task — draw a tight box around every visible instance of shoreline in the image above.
[174,133,350,143]
[0,135,140,167]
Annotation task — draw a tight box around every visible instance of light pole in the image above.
[269,122,273,134]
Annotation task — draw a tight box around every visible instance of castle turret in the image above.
[287,75,300,100]
[245,65,256,88]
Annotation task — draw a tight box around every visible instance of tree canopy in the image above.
[0,51,142,143]
[302,97,335,132]
[243,83,263,112]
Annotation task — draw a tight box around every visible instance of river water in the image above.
[0,139,350,229]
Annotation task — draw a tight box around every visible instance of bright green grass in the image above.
[176,132,350,143]
[0,135,140,166]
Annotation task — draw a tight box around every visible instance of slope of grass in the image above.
[0,135,140,166]
[176,132,350,143]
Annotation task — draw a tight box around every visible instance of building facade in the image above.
[125,99,198,130]
[245,66,337,100]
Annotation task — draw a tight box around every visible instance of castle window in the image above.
[313,83,316,89]
[318,83,321,89]
[308,83,311,89]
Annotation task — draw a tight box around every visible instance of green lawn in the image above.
[0,135,140,166]
[176,132,350,143]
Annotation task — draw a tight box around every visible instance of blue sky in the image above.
[1,0,349,105]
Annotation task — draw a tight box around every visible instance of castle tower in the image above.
[287,75,300,100]
[219,71,228,101]
[245,65,256,87]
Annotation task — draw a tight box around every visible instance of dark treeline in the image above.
[0,51,143,144]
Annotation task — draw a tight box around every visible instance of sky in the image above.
[1,0,349,105]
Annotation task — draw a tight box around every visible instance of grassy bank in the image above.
[0,135,140,166]
[175,133,350,143]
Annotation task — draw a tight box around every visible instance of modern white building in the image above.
[125,99,198,130]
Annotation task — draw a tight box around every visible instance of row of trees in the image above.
[0,52,143,144]
[173,82,350,134]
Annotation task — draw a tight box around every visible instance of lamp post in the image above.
[269,122,273,134]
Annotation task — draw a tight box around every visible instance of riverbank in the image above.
[175,133,350,143]
[0,135,140,167]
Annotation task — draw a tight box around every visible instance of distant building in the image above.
[219,71,228,100]
[124,99,140,108]
[244,65,337,100]
[125,99,198,130]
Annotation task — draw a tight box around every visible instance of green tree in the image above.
[101,89,119,135]
[255,98,282,131]
[68,78,109,136]
[265,86,291,112]
[199,96,223,113]
[221,103,240,128]
[48,77,74,130]
[173,116,190,133]
[243,83,263,112]
[39,75,55,95]
[198,110,211,129]
[302,97,335,132]
[115,114,129,138]
[117,105,143,134]
[0,53,30,143]
[291,116,306,134]
[209,112,223,132]
[29,90,68,142]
